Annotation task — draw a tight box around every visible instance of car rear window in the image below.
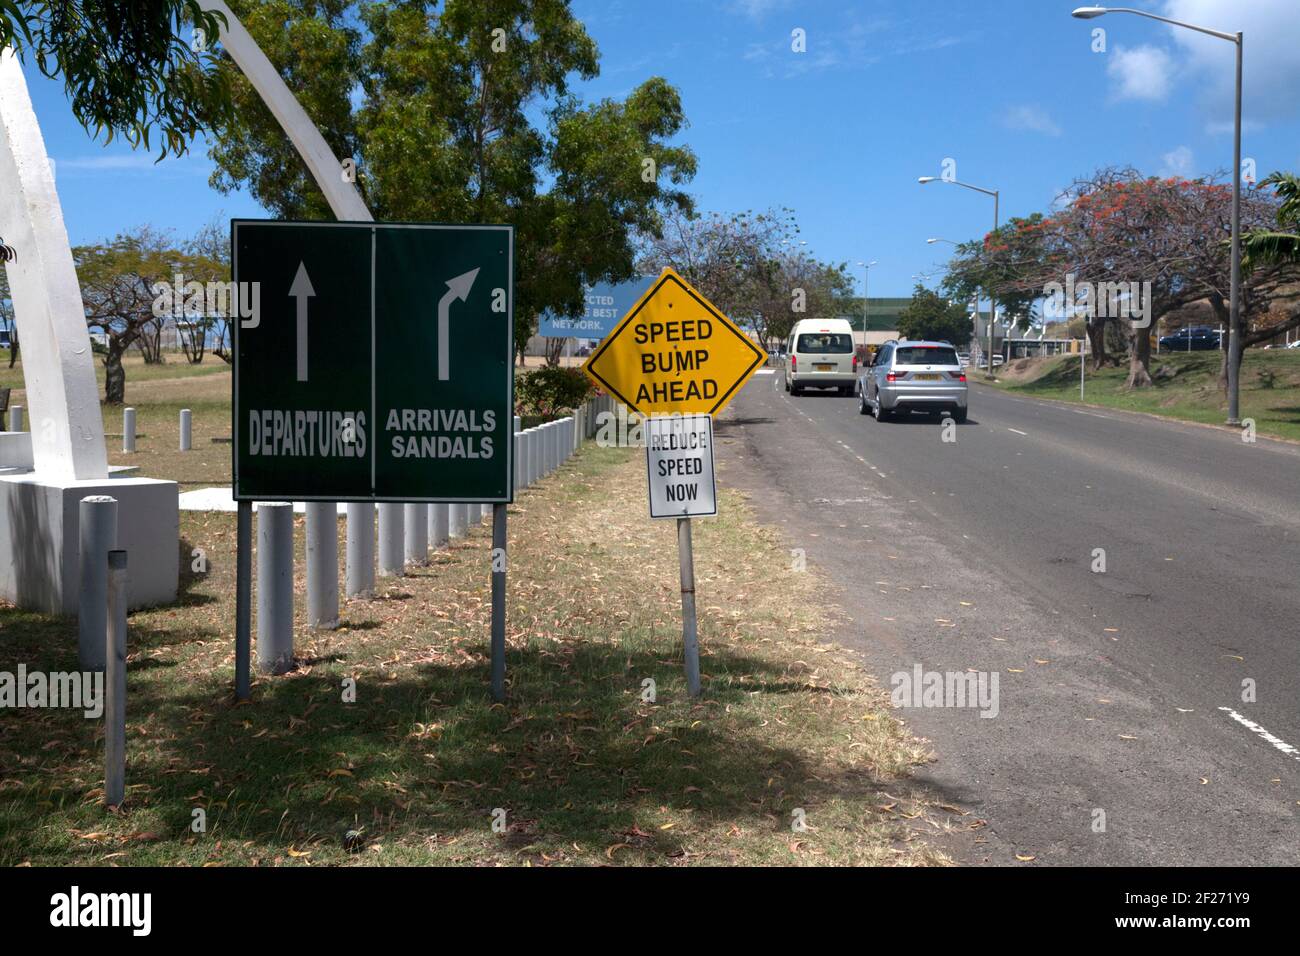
[797,333,852,354]
[895,346,959,366]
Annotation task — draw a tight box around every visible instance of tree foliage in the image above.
[209,0,696,353]
[3,1,233,158]
[934,167,1289,388]
[896,284,971,346]
[638,207,851,351]
[75,227,195,403]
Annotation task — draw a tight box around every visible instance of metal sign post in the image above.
[676,517,701,698]
[646,414,717,697]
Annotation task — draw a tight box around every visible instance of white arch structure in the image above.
[0,3,376,614]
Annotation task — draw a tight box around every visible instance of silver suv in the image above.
[858,340,968,422]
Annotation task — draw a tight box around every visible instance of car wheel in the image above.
[858,392,870,415]
[791,384,801,396]
[874,401,891,422]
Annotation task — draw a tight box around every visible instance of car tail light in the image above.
[886,371,900,382]
[952,371,966,382]
[852,354,859,371]
[790,355,796,370]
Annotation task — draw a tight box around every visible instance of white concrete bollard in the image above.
[449,502,468,538]
[256,502,294,674]
[405,503,428,566]
[8,403,21,432]
[430,503,449,549]
[468,500,483,527]
[378,503,404,576]
[122,407,136,453]
[77,495,117,671]
[179,408,191,451]
[305,502,339,628]
[345,502,375,599]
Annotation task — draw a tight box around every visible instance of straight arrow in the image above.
[438,267,480,381]
[290,261,315,382]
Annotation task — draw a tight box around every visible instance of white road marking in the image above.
[1007,428,1028,436]
[754,369,775,375]
[1218,706,1300,763]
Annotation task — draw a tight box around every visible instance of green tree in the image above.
[75,227,189,403]
[896,284,971,346]
[3,1,232,157]
[209,0,696,356]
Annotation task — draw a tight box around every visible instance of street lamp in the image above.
[919,175,1000,374]
[1072,5,1244,424]
[856,260,876,347]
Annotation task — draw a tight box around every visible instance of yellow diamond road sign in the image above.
[582,268,766,417]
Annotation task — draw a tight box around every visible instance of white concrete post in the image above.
[0,49,109,480]
[377,503,404,576]
[122,407,136,453]
[77,495,116,671]
[305,501,338,628]
[8,404,21,432]
[405,503,428,566]
[430,503,449,549]
[256,502,294,674]
[179,408,192,451]
[449,502,468,538]
[345,502,374,598]
[468,500,483,527]
[514,415,522,494]
[104,549,127,807]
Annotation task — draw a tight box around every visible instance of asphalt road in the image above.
[714,369,1300,865]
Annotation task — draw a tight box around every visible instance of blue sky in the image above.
[22,0,1300,298]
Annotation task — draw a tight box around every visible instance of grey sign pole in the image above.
[235,500,252,700]
[104,549,128,807]
[491,502,508,701]
[677,517,701,697]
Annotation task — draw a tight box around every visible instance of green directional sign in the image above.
[231,220,514,503]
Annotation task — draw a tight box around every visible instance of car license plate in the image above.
[814,364,835,372]
[914,373,941,381]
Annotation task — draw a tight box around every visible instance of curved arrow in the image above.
[438,267,479,381]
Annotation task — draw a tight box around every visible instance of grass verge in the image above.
[982,349,1300,441]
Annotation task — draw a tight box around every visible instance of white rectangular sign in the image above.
[645,413,717,519]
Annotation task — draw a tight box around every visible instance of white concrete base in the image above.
[178,487,348,514]
[0,473,179,614]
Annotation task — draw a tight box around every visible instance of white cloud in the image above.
[1002,105,1062,136]
[1163,0,1300,126]
[1161,144,1195,176]
[728,0,792,19]
[1106,44,1175,101]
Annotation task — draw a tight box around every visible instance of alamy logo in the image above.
[49,886,152,936]
[1042,274,1152,329]
[0,666,103,718]
[890,664,999,719]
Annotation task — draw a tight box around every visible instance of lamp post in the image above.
[856,260,876,357]
[1072,6,1243,424]
[919,176,1000,374]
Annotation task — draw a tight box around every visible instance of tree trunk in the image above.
[545,337,565,367]
[103,348,126,404]
[1124,324,1153,388]
[7,336,16,368]
[1086,320,1110,371]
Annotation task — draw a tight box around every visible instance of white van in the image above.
[784,318,858,396]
